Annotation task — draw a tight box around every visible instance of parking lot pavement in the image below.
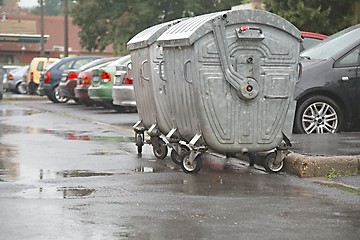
[2,92,359,189]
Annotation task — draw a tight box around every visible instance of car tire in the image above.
[294,95,343,134]
[16,82,27,94]
[50,86,69,103]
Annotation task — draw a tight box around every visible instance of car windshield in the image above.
[300,26,360,60]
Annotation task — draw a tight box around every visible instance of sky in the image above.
[17,0,39,8]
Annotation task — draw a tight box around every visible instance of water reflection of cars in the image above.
[294,24,360,134]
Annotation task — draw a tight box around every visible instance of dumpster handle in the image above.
[184,60,192,84]
[212,15,260,100]
[140,60,150,81]
[159,60,166,82]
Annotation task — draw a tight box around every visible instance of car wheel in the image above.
[51,86,69,103]
[16,82,27,94]
[294,95,343,134]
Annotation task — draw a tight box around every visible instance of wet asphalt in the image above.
[0,94,359,240]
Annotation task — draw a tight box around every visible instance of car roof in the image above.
[48,55,102,69]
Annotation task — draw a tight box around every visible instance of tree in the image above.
[71,0,247,55]
[263,0,359,35]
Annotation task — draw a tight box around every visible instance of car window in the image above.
[58,60,74,71]
[334,46,360,68]
[73,59,95,69]
[302,38,323,50]
[37,61,44,71]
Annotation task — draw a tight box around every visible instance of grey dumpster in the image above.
[0,65,4,100]
[127,19,184,160]
[157,9,302,173]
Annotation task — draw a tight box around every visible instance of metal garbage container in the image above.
[127,19,185,161]
[156,9,302,173]
[0,65,4,100]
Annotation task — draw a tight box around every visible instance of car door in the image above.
[333,45,360,127]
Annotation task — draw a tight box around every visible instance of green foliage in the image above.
[28,0,76,16]
[263,0,359,35]
[70,0,246,55]
[326,168,338,179]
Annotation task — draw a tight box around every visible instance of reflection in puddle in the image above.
[0,144,19,181]
[56,170,114,178]
[20,186,96,199]
[0,109,42,117]
[1,124,133,142]
[134,166,154,173]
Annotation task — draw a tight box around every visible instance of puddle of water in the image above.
[0,109,42,117]
[0,144,19,181]
[1,124,133,142]
[56,170,114,178]
[20,186,96,199]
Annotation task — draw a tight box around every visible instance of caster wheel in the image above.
[135,134,144,154]
[181,152,202,174]
[170,145,190,165]
[153,138,168,159]
[248,153,256,167]
[263,152,284,173]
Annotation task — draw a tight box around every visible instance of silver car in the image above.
[112,61,137,112]
[4,65,29,94]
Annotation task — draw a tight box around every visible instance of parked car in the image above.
[293,24,360,134]
[1,65,21,94]
[74,59,118,106]
[25,57,59,94]
[58,57,117,103]
[88,55,131,111]
[301,31,328,50]
[4,65,29,94]
[38,56,102,103]
[112,61,137,112]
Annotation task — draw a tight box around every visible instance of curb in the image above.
[284,152,360,178]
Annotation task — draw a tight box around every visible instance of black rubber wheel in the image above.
[135,134,143,154]
[294,95,343,134]
[263,152,283,173]
[51,86,69,103]
[16,82,27,94]
[170,145,190,165]
[181,151,202,174]
[152,138,168,159]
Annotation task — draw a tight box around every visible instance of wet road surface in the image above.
[0,100,359,240]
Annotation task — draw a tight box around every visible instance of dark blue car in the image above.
[38,56,102,103]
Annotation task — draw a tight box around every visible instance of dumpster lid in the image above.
[127,19,184,50]
[157,9,302,47]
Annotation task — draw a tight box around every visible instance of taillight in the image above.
[122,74,133,84]
[8,74,14,81]
[67,72,78,80]
[83,76,90,85]
[30,72,34,81]
[44,71,51,83]
[101,71,111,83]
